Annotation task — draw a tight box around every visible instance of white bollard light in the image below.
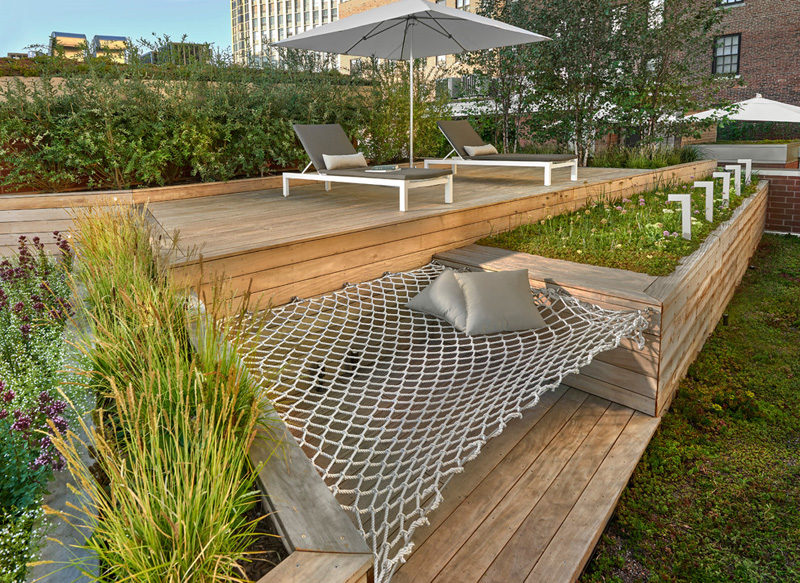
[737,158,753,185]
[725,164,742,197]
[712,170,731,205]
[694,181,715,222]
[668,193,692,240]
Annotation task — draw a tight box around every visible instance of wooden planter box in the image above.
[249,418,373,583]
[437,180,768,417]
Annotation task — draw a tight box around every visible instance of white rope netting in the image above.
[244,262,649,583]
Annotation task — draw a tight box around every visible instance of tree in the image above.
[610,0,735,143]
[521,0,632,164]
[462,0,734,162]
[461,0,538,152]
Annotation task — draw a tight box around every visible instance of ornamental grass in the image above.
[44,204,275,582]
[480,175,759,276]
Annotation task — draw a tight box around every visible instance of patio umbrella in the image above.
[688,94,800,124]
[274,0,547,165]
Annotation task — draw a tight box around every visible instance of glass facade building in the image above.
[230,0,341,65]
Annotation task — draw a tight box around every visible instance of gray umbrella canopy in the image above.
[274,0,547,164]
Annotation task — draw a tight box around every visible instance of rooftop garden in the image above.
[480,173,758,276]
[582,233,800,581]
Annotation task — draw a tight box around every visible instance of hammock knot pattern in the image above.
[244,262,650,583]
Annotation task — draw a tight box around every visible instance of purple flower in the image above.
[2,388,15,404]
[639,201,646,206]
[13,301,24,314]
[11,411,31,431]
[663,230,670,237]
[20,324,31,337]
[615,205,623,211]
[671,232,679,237]
[0,409,7,420]
[51,415,68,434]
[622,198,631,203]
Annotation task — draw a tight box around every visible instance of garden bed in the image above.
[437,179,768,416]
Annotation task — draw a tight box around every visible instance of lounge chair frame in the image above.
[423,149,578,186]
[282,164,453,213]
[283,124,454,212]
[423,121,579,186]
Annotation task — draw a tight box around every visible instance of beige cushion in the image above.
[406,269,467,331]
[453,269,546,336]
[464,143,498,157]
[322,152,367,170]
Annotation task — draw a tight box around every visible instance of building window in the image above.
[456,0,470,8]
[713,34,740,75]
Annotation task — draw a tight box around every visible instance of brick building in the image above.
[712,0,800,107]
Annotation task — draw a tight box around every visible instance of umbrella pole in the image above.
[409,40,414,168]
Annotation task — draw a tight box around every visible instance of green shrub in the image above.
[589,143,700,169]
[0,507,44,583]
[0,58,370,192]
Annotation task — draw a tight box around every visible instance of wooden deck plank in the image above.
[477,403,633,583]
[393,388,587,583]
[525,411,660,583]
[434,244,660,307]
[428,395,611,583]
[400,387,567,546]
[250,419,369,555]
[255,551,373,583]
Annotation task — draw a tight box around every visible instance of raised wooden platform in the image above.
[393,386,660,583]
[436,180,768,416]
[149,161,713,306]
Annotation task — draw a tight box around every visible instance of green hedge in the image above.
[0,57,449,193]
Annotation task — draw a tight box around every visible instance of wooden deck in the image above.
[393,386,660,583]
[148,161,713,306]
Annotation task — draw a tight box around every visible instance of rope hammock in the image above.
[244,262,650,583]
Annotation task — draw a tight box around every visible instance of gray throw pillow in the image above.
[323,152,367,170]
[453,269,546,336]
[406,269,467,331]
[464,143,498,156]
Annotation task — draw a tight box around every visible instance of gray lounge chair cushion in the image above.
[470,153,578,162]
[437,120,578,162]
[464,144,499,156]
[323,152,368,170]
[453,269,546,336]
[321,167,452,181]
[293,123,358,170]
[406,269,467,331]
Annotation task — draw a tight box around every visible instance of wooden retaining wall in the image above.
[172,160,715,307]
[437,180,768,416]
[250,418,373,583]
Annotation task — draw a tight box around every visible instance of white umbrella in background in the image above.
[688,94,800,124]
[274,0,547,165]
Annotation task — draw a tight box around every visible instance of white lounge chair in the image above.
[423,120,579,186]
[282,124,454,212]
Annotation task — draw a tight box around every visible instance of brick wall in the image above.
[760,170,800,233]
[715,1,800,107]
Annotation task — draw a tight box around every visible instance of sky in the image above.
[0,0,231,56]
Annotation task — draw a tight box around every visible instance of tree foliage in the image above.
[463,0,733,162]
